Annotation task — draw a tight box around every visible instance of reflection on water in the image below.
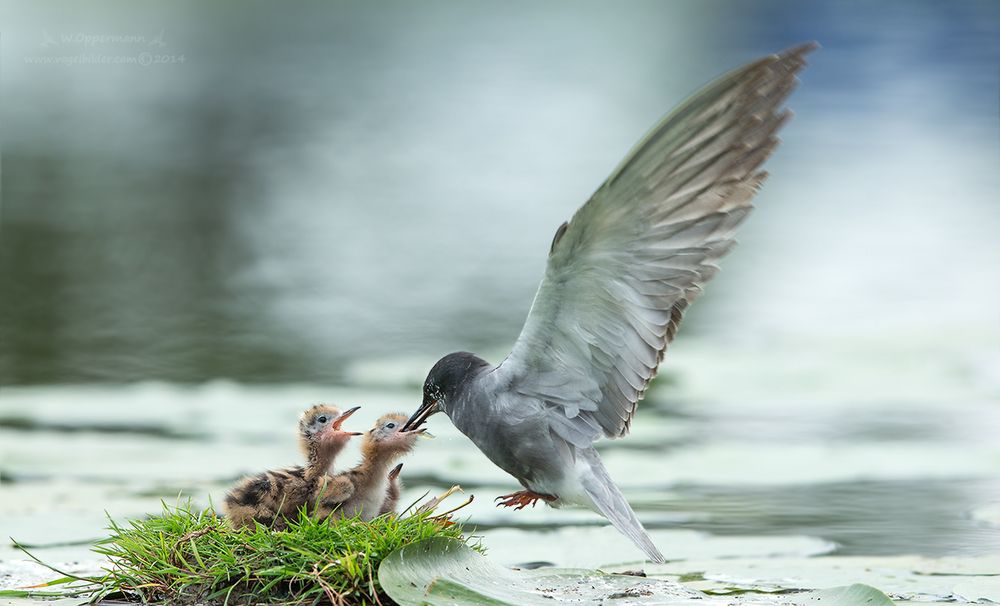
[1,0,998,572]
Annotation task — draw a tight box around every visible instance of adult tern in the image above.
[403,43,815,563]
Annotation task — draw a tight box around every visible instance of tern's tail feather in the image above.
[578,448,664,564]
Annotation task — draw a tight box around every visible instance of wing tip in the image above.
[772,41,820,65]
[752,170,770,190]
[790,40,822,56]
[549,221,570,256]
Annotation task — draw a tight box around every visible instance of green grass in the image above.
[9,501,481,606]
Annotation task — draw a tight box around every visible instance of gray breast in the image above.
[449,385,569,490]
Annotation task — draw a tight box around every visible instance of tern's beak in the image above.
[402,399,438,432]
[332,406,361,430]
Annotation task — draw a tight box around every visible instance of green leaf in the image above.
[799,584,896,606]
[378,536,706,606]
[379,538,903,606]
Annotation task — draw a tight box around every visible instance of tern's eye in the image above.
[385,422,396,430]
[317,416,328,424]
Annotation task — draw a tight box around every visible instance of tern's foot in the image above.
[494,490,557,510]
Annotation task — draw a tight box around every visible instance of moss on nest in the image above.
[10,500,480,606]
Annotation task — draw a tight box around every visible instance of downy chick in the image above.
[224,405,361,530]
[331,413,423,521]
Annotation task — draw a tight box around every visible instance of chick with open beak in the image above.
[224,405,363,530]
[305,404,363,460]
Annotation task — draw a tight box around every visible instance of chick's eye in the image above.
[385,422,396,429]
[317,416,328,424]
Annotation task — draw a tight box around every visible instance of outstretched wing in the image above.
[492,43,815,445]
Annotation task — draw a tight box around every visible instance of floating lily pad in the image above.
[379,536,711,606]
[379,537,898,606]
[797,584,894,606]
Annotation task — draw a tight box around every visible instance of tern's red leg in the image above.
[494,490,557,510]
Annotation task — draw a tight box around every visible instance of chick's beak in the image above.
[402,399,438,432]
[324,406,363,439]
[332,406,361,430]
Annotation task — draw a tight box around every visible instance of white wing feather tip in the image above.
[499,43,815,442]
[549,221,570,256]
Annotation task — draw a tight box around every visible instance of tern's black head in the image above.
[402,351,489,430]
[424,352,490,408]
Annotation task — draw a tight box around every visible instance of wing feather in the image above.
[494,43,816,444]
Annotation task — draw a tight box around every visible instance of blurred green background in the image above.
[2,1,997,384]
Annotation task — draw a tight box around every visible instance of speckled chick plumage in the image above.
[224,405,357,530]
